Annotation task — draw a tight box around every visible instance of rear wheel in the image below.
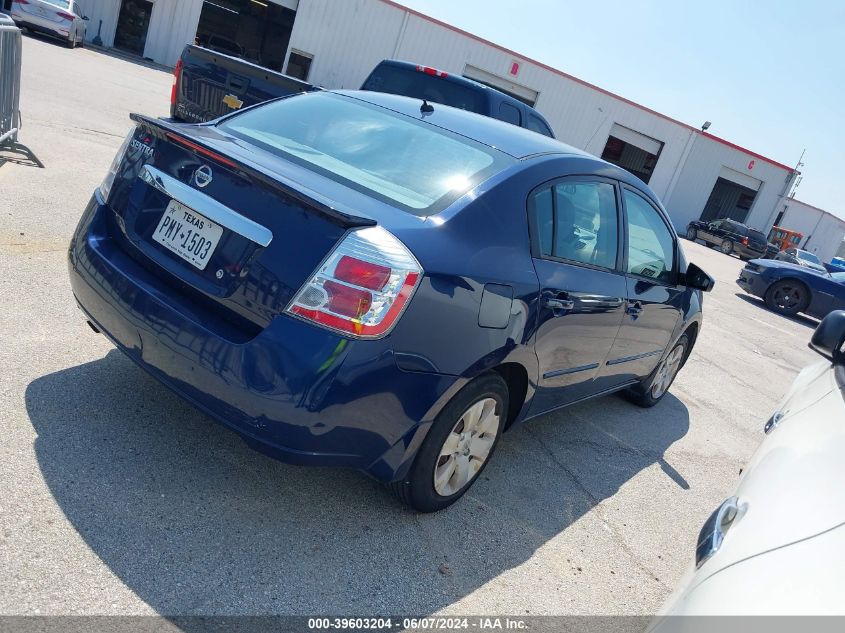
[720,239,734,255]
[391,373,508,512]
[624,335,689,408]
[65,36,75,48]
[764,280,809,316]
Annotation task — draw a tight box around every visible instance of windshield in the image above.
[797,251,822,264]
[219,92,515,215]
[830,272,845,283]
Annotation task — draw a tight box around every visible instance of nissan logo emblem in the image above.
[194,165,213,188]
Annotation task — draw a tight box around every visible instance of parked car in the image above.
[68,90,713,512]
[773,247,828,273]
[653,311,845,618]
[686,218,767,260]
[361,60,556,137]
[170,44,317,123]
[737,258,845,318]
[10,0,87,48]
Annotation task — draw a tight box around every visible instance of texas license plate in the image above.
[152,200,223,270]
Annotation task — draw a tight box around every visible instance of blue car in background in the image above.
[68,90,713,511]
[738,258,845,319]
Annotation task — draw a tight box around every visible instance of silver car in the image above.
[11,0,88,48]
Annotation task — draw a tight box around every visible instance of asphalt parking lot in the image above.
[0,34,822,616]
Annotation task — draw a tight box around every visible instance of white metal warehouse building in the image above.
[64,0,845,260]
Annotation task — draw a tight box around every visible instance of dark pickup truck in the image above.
[171,49,556,137]
[170,45,316,123]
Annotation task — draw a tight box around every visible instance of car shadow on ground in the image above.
[25,349,690,615]
[734,293,818,329]
[0,142,44,169]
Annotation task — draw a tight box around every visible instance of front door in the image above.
[603,187,684,384]
[528,178,628,414]
[114,0,153,57]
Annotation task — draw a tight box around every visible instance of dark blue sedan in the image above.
[68,90,713,511]
[737,258,845,318]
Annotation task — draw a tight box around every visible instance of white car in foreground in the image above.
[654,310,845,619]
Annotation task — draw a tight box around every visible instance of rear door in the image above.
[601,187,684,384]
[528,177,627,413]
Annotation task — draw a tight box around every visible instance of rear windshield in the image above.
[219,92,514,215]
[362,64,487,114]
[41,0,70,7]
[797,251,822,264]
[748,229,766,242]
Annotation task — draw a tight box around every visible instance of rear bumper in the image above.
[11,14,69,38]
[736,269,767,297]
[67,192,455,481]
[734,244,766,259]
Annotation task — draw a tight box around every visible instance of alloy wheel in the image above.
[433,397,499,497]
[773,285,802,310]
[651,345,684,399]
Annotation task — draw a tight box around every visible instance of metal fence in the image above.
[0,14,22,148]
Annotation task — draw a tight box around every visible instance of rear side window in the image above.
[362,64,486,113]
[531,181,618,269]
[219,92,515,215]
[526,113,554,137]
[623,189,675,283]
[498,102,521,126]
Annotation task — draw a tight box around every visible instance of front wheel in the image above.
[764,280,809,316]
[686,226,697,241]
[623,335,689,408]
[391,373,508,512]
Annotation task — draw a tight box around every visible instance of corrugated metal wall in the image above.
[285,0,801,233]
[778,199,845,262]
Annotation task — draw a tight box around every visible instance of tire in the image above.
[623,334,689,408]
[686,226,697,241]
[720,239,734,255]
[390,372,508,512]
[65,36,75,49]
[764,279,810,316]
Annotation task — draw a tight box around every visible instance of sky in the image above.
[398,0,845,218]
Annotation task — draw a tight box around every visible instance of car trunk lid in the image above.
[104,115,376,339]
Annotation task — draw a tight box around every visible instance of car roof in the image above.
[334,89,586,160]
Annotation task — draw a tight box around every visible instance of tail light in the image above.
[742,237,749,246]
[56,11,76,20]
[98,127,136,202]
[415,65,448,78]
[287,226,422,339]
[14,0,31,4]
[170,58,184,107]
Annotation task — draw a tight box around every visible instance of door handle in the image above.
[544,293,575,313]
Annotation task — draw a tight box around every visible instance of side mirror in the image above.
[684,262,715,292]
[809,310,845,364]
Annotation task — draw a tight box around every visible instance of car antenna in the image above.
[420,100,434,114]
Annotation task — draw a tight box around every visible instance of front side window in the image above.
[624,189,675,283]
[219,92,514,215]
[531,181,618,269]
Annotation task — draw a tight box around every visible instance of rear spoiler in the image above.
[129,113,377,229]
